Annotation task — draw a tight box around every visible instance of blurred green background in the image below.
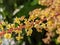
[0,0,46,23]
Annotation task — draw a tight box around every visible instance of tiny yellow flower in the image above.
[10,24,15,28]
[16,36,23,41]
[1,21,6,26]
[20,16,25,21]
[29,15,36,21]
[56,36,60,43]
[37,28,42,32]
[41,16,45,19]
[15,30,22,34]
[4,33,11,39]
[26,29,33,36]
[50,11,55,17]
[34,24,38,27]
[24,21,32,29]
[56,28,60,34]
[6,24,11,29]
[47,20,53,26]
[43,11,49,17]
[40,23,46,28]
[0,24,3,30]
[14,17,20,24]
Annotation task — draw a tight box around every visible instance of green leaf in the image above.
[31,0,38,6]
[15,23,19,27]
[38,41,42,45]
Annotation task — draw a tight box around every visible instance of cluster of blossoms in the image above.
[0,0,60,45]
[38,0,60,44]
